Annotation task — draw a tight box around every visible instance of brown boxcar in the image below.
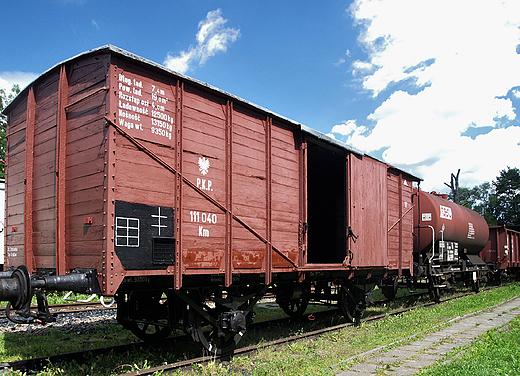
[1,46,421,352]
[481,225,520,274]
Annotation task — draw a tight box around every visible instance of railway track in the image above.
[0,308,330,374]
[0,301,115,317]
[0,287,477,375]
[121,286,506,376]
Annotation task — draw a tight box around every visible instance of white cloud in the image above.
[335,58,346,67]
[164,9,240,74]
[330,119,370,141]
[334,0,520,191]
[0,71,38,92]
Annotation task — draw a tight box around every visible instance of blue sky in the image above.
[2,0,520,192]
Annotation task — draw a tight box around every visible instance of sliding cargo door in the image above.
[348,154,388,267]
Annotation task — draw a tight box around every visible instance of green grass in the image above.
[0,322,137,362]
[204,283,520,376]
[420,315,520,376]
[1,283,519,375]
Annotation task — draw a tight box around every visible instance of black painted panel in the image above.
[114,201,175,270]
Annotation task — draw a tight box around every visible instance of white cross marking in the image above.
[151,207,168,236]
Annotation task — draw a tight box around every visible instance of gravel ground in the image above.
[0,309,117,335]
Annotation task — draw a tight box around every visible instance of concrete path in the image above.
[335,295,520,375]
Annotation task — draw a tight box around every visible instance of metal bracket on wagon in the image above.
[343,227,358,267]
[347,226,358,243]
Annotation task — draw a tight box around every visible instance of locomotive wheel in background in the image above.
[125,291,173,342]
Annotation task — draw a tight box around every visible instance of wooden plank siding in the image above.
[231,105,267,271]
[348,155,388,267]
[270,121,300,268]
[3,46,422,295]
[5,95,28,268]
[64,57,109,271]
[387,171,414,274]
[4,54,110,273]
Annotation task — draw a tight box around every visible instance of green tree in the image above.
[458,181,497,225]
[455,168,520,226]
[490,166,520,226]
[0,84,21,178]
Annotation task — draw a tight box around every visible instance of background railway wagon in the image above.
[481,225,520,274]
[2,45,420,295]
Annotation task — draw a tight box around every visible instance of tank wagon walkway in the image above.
[335,295,520,375]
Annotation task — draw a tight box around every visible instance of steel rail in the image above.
[0,301,114,316]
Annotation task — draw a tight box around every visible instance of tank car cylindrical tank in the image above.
[414,190,489,256]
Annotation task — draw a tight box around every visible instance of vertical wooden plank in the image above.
[513,230,520,267]
[497,227,504,267]
[265,116,272,285]
[174,81,184,289]
[398,173,403,275]
[165,80,178,281]
[298,134,306,266]
[3,139,7,270]
[24,86,36,272]
[56,65,68,275]
[225,100,233,287]
[104,59,125,296]
[346,153,352,263]
[105,124,117,295]
[298,133,307,282]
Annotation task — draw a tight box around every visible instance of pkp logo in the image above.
[198,157,210,176]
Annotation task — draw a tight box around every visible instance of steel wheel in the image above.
[276,296,310,317]
[123,291,172,342]
[381,277,398,300]
[338,287,359,323]
[190,309,245,356]
[275,283,311,318]
[127,320,172,342]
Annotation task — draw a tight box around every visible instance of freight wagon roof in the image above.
[3,44,421,183]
